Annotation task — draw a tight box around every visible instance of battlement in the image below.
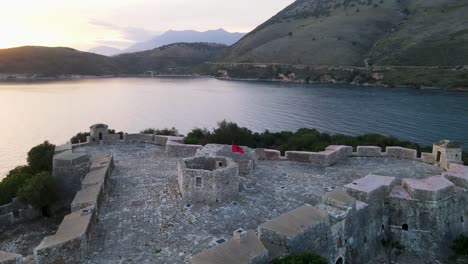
[4,124,465,264]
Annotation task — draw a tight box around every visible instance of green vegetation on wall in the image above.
[452,235,468,256]
[186,120,427,154]
[272,251,327,264]
[141,127,180,136]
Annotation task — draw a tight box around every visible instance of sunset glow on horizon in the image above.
[0,0,294,51]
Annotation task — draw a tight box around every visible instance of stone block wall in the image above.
[386,147,417,159]
[421,152,435,164]
[356,146,382,157]
[124,133,153,144]
[52,152,90,207]
[34,206,97,264]
[0,199,40,231]
[178,156,239,204]
[166,140,201,158]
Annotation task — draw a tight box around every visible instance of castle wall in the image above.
[52,152,90,207]
[0,199,41,232]
[178,157,239,204]
[388,192,466,258]
[166,140,201,158]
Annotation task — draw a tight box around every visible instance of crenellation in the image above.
[10,124,467,264]
[386,146,418,159]
[356,146,382,157]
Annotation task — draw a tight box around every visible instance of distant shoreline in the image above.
[0,74,467,92]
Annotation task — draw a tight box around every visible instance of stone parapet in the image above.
[258,205,328,257]
[34,206,96,264]
[124,133,153,144]
[386,147,417,159]
[444,164,468,189]
[421,152,435,164]
[402,176,455,201]
[82,167,109,190]
[344,175,396,203]
[71,183,104,213]
[191,230,268,264]
[166,140,201,158]
[356,146,382,157]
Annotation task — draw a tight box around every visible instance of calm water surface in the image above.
[0,77,467,179]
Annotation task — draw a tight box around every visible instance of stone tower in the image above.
[89,124,109,143]
[52,151,90,207]
[432,140,463,170]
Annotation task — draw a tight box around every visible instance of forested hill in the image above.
[221,0,468,67]
[0,46,118,76]
[0,43,227,77]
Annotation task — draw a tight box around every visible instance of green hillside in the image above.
[115,43,226,74]
[222,0,468,67]
[0,46,118,76]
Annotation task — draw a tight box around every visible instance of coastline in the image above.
[0,73,467,92]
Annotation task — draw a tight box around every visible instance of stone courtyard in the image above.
[74,143,441,264]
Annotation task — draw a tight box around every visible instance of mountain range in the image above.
[88,29,245,56]
[1,0,467,88]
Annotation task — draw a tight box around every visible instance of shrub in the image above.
[17,172,57,209]
[452,235,468,256]
[27,141,55,173]
[272,251,327,264]
[0,170,33,205]
[70,132,90,144]
[141,127,179,136]
[185,121,430,155]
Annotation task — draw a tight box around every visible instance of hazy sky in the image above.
[0,0,294,51]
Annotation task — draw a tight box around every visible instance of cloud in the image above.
[89,19,159,47]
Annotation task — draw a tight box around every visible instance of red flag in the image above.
[232,144,245,154]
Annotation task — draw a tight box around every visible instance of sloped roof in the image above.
[90,123,108,129]
[434,140,462,148]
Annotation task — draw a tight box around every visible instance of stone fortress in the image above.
[0,124,467,264]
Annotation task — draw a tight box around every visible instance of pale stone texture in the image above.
[34,206,96,264]
[71,143,441,264]
[356,146,382,157]
[191,230,268,264]
[52,151,90,206]
[196,144,256,175]
[386,147,417,159]
[178,156,239,204]
[0,251,22,264]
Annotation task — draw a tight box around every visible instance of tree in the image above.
[17,172,57,209]
[141,127,179,136]
[382,239,405,264]
[272,251,327,264]
[0,170,33,205]
[70,132,90,144]
[27,141,55,173]
[452,235,468,256]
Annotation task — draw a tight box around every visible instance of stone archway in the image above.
[436,151,442,162]
[336,257,344,264]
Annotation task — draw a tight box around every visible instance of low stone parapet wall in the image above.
[34,206,97,264]
[124,133,153,144]
[0,213,14,231]
[286,146,352,166]
[421,152,435,164]
[71,183,104,213]
[356,146,383,157]
[154,135,184,146]
[386,147,417,159]
[0,199,40,231]
[166,140,201,158]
